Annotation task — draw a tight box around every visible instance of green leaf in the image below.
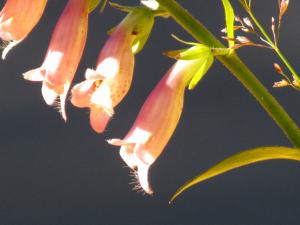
[222,0,235,47]
[170,146,300,203]
[109,2,135,13]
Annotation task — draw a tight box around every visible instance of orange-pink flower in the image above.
[23,0,89,121]
[108,59,206,194]
[0,0,47,59]
[71,8,154,133]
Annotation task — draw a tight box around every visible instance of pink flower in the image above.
[71,8,154,133]
[0,0,47,59]
[108,58,207,194]
[23,0,89,121]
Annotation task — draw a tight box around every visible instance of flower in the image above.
[0,0,47,59]
[108,58,211,194]
[71,7,154,133]
[71,32,135,133]
[23,0,89,121]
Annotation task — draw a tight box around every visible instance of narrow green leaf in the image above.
[222,0,235,47]
[171,34,199,46]
[170,146,300,203]
[109,2,137,13]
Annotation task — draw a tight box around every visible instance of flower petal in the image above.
[85,68,106,80]
[2,39,20,59]
[42,82,58,105]
[71,80,94,108]
[59,83,71,122]
[89,108,112,133]
[121,151,138,171]
[23,68,45,81]
[137,162,153,194]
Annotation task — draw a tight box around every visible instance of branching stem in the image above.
[240,2,300,86]
[155,0,300,147]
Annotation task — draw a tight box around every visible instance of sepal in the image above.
[88,0,107,13]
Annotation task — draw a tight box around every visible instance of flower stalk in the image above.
[239,1,300,87]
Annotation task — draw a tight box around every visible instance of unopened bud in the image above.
[273,63,283,74]
[273,79,289,88]
[243,17,254,29]
[236,36,251,44]
[280,0,290,19]
[241,27,250,33]
[221,27,227,33]
[271,17,276,33]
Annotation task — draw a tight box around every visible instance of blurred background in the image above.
[0,0,300,224]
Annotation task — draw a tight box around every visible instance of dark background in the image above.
[0,0,300,224]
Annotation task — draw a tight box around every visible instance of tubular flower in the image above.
[23,0,89,121]
[71,7,154,133]
[0,0,47,59]
[108,56,212,194]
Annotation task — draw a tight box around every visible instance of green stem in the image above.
[245,6,300,85]
[276,48,300,84]
[155,0,300,147]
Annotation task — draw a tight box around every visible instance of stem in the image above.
[245,6,300,85]
[155,0,300,147]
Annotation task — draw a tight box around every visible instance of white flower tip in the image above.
[107,138,124,146]
[96,57,120,79]
[59,89,69,122]
[85,68,104,80]
[1,40,20,60]
[23,68,45,81]
[137,163,153,195]
[119,145,138,170]
[54,83,71,122]
[42,82,58,105]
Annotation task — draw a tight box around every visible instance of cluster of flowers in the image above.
[0,0,213,194]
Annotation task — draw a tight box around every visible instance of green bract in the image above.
[109,5,155,54]
[165,44,214,89]
[127,8,155,54]
[188,51,214,90]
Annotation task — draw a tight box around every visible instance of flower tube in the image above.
[0,0,47,59]
[23,0,89,121]
[71,7,154,133]
[108,52,214,194]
